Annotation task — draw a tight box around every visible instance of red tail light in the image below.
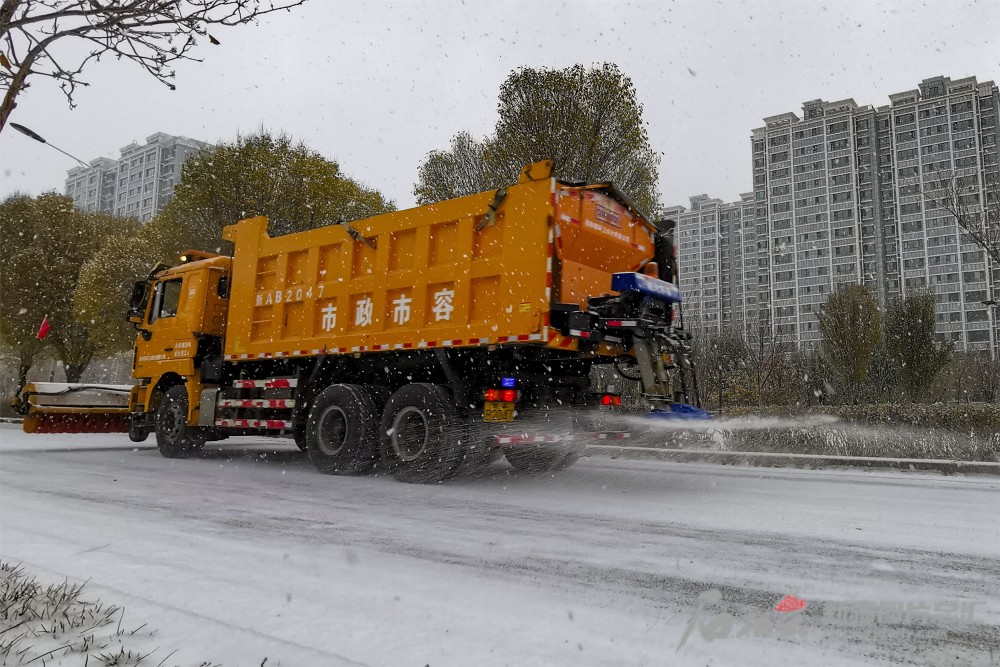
[600,394,622,406]
[484,388,519,403]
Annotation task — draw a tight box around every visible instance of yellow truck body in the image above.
[220,161,656,360]
[19,161,703,482]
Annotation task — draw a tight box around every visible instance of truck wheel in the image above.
[155,385,206,459]
[305,384,379,475]
[128,413,150,443]
[379,384,463,484]
[505,444,582,474]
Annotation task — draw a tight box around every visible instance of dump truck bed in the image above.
[221,167,657,361]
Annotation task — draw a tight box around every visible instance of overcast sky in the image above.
[1,0,998,212]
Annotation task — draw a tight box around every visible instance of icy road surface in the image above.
[1,423,998,666]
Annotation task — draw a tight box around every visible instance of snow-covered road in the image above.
[1,423,998,666]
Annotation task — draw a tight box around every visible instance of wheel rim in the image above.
[317,405,349,456]
[392,406,429,462]
[162,402,184,442]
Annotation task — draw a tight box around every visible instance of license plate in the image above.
[483,401,515,423]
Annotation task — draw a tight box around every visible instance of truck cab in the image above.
[127,252,230,424]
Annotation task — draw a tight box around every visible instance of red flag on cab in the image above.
[36,315,50,340]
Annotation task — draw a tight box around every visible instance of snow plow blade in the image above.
[14,383,132,434]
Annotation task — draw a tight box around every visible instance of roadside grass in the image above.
[608,418,999,462]
[0,562,227,667]
[714,421,999,462]
[590,368,999,461]
[714,403,1000,461]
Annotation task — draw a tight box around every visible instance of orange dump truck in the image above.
[16,161,705,482]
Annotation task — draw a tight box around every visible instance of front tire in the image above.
[155,385,206,459]
[305,384,379,475]
[379,384,464,484]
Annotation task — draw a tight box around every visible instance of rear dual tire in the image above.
[503,410,583,474]
[505,445,582,473]
[305,384,380,475]
[378,384,464,484]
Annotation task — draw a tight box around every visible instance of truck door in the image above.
[134,276,197,380]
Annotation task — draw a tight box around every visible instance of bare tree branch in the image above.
[0,0,308,132]
[916,168,1000,265]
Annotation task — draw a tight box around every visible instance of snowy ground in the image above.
[1,423,998,666]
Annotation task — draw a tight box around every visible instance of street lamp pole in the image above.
[10,123,94,171]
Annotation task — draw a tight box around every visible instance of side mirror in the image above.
[127,280,150,324]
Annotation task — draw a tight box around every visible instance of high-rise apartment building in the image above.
[668,193,756,335]
[674,75,999,356]
[65,133,211,221]
[65,157,117,214]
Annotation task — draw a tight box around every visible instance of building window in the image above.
[963,270,986,283]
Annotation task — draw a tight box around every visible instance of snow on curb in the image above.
[585,444,1000,474]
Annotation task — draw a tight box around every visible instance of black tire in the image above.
[505,444,582,473]
[128,413,150,443]
[305,384,379,475]
[379,384,464,484]
[155,385,206,459]
[293,422,309,451]
[452,433,502,477]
